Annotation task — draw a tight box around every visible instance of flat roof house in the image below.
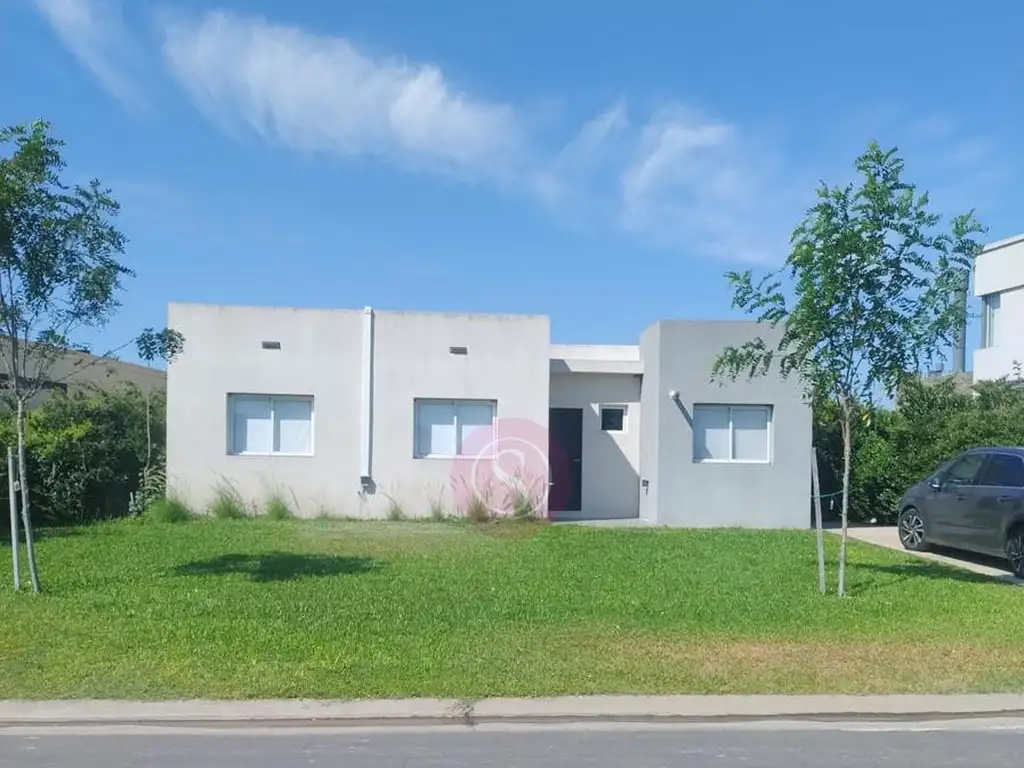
[166,303,811,527]
[974,234,1024,382]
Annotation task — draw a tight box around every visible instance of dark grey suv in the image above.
[897,447,1024,577]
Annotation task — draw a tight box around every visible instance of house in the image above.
[0,341,166,409]
[166,303,811,526]
[974,234,1024,382]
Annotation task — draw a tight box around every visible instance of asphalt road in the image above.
[0,723,1020,767]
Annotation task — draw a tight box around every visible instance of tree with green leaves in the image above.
[1,120,183,593]
[711,141,985,596]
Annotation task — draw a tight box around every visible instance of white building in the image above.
[166,303,811,527]
[974,234,1024,381]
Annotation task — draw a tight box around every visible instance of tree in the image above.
[711,141,985,596]
[134,327,184,512]
[0,120,181,593]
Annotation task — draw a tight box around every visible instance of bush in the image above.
[0,384,162,527]
[209,485,248,520]
[263,493,293,520]
[815,376,1024,524]
[145,497,193,523]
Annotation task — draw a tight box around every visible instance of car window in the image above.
[944,453,987,484]
[979,453,1024,488]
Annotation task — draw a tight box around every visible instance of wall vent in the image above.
[261,341,282,350]
[449,345,468,355]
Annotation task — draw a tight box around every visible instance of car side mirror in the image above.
[929,479,942,491]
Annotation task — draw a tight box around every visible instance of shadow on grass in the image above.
[850,559,1017,596]
[174,552,380,583]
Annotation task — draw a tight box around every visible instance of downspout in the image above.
[359,306,375,492]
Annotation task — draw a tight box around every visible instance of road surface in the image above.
[1,721,1021,766]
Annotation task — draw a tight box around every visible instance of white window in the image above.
[692,404,771,463]
[228,395,313,456]
[600,405,628,432]
[983,293,1001,348]
[414,399,496,457]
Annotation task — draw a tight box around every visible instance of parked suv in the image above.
[897,447,1024,577]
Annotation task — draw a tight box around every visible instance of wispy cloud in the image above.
[159,10,524,181]
[31,0,143,110]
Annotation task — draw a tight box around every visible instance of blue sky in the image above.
[2,0,1021,363]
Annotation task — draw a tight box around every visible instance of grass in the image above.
[208,486,248,520]
[144,497,193,524]
[262,493,293,521]
[2,519,1024,699]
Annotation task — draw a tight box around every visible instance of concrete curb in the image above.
[3,695,1024,726]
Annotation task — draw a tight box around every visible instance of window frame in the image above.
[599,404,628,433]
[227,393,315,457]
[692,403,773,465]
[982,292,1001,348]
[412,398,497,459]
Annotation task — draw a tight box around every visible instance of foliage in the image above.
[145,496,193,524]
[263,493,293,521]
[816,376,1024,524]
[711,141,985,596]
[4,520,1024,698]
[208,485,249,520]
[0,384,163,527]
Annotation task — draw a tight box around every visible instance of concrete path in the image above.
[4,694,1024,727]
[5,724,1024,767]
[846,526,1023,584]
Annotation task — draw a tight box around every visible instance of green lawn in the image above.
[1,518,1023,699]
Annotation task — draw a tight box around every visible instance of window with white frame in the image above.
[600,404,627,432]
[982,292,1001,348]
[692,404,772,463]
[414,399,496,457]
[228,394,314,456]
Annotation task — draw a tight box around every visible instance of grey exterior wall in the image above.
[549,372,640,519]
[166,303,550,518]
[640,320,811,528]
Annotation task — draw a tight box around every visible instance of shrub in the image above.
[386,498,407,521]
[145,496,193,523]
[263,493,293,520]
[463,494,492,523]
[209,485,248,520]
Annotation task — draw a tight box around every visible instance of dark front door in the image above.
[549,408,583,514]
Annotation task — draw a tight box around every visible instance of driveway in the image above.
[846,526,1023,584]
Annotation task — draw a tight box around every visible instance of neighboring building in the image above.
[0,342,165,408]
[974,234,1024,382]
[166,303,811,527]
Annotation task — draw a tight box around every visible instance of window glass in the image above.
[230,396,272,454]
[693,405,731,460]
[600,406,626,432]
[274,398,313,454]
[732,406,769,462]
[415,402,457,457]
[457,402,495,455]
[979,454,1024,488]
[945,453,986,484]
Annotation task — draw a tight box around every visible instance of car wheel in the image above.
[1006,528,1024,579]
[897,507,928,551]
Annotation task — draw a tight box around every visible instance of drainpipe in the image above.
[359,306,375,491]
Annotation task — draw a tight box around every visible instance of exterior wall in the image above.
[974,235,1024,382]
[166,303,550,518]
[638,323,661,522]
[167,303,365,517]
[549,372,641,519]
[369,310,550,517]
[642,320,811,528]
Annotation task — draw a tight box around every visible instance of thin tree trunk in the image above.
[7,446,19,590]
[811,446,826,594]
[837,408,852,598]
[16,399,41,593]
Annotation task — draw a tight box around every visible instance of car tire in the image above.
[897,507,929,552]
[1006,527,1024,579]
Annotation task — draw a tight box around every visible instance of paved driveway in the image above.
[846,526,1023,584]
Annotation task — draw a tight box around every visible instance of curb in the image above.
[3,695,1024,727]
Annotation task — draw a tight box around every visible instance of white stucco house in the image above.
[974,234,1024,382]
[166,303,812,527]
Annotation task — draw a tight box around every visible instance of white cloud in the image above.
[159,10,524,180]
[32,0,142,110]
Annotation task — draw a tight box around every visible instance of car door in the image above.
[969,452,1024,556]
[928,452,989,547]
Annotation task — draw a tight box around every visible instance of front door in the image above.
[548,408,583,514]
